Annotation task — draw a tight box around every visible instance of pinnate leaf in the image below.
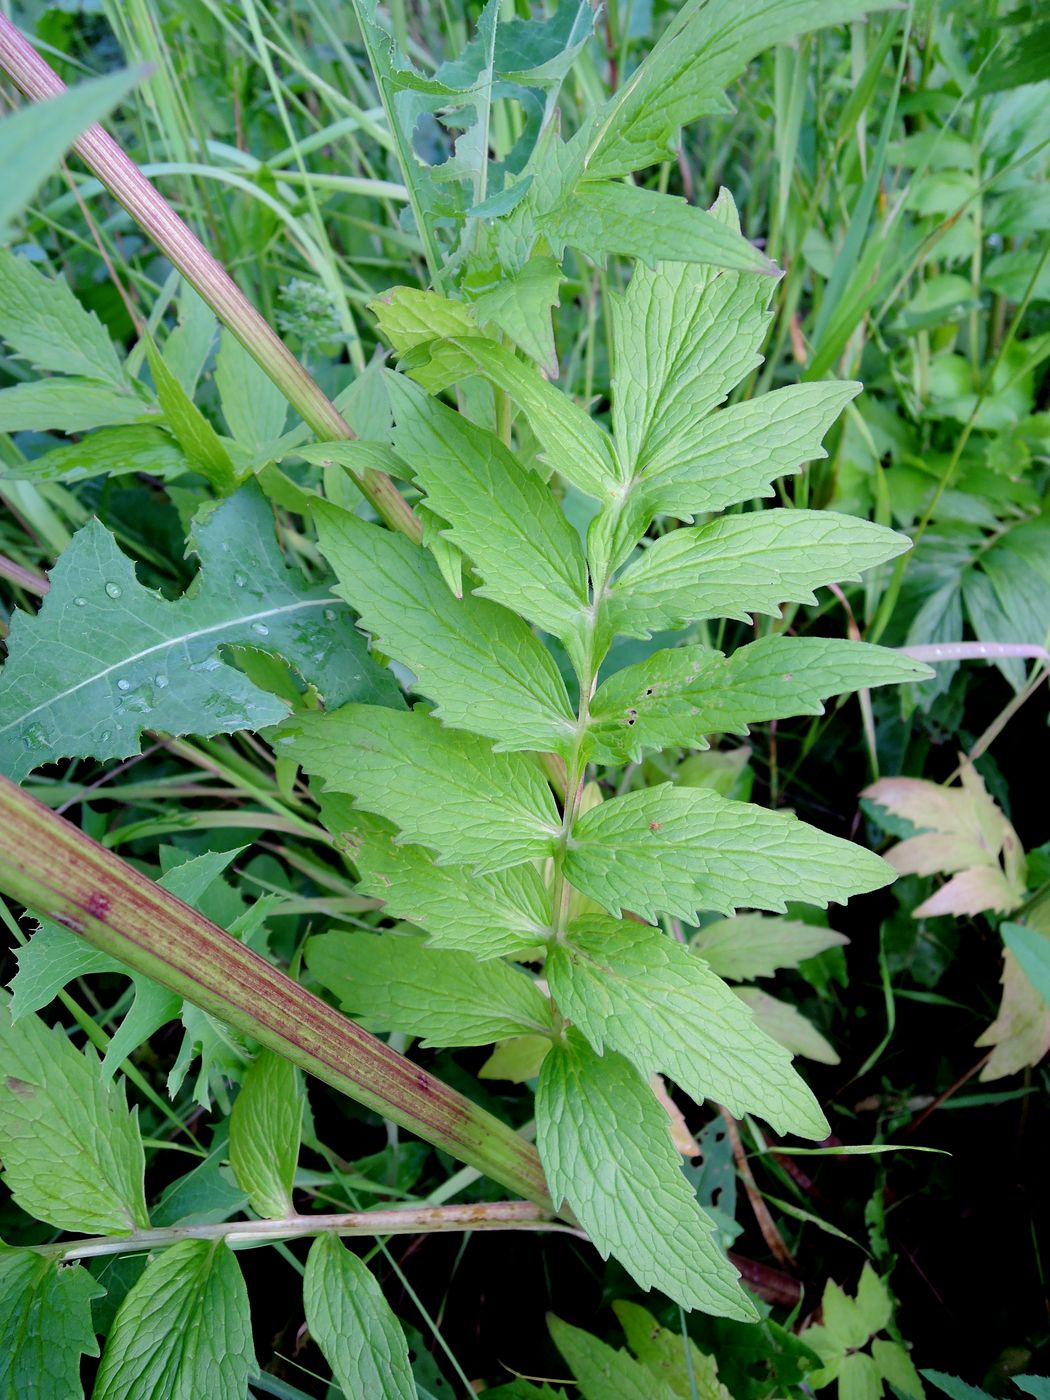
[282,704,560,873]
[93,1240,256,1400]
[0,1250,103,1400]
[307,930,553,1046]
[564,783,893,922]
[548,918,828,1136]
[303,1234,415,1399]
[537,1033,753,1319]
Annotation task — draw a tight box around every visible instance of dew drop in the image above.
[116,678,131,692]
[104,581,122,598]
[155,674,169,688]
[22,722,49,750]
[73,596,87,607]
[234,572,247,588]
[101,731,112,743]
[324,608,336,621]
[251,622,270,636]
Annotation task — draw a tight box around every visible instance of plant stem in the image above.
[32,1201,577,1261]
[0,775,553,1210]
[0,15,420,542]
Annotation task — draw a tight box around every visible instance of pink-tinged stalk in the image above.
[0,775,552,1209]
[0,16,420,542]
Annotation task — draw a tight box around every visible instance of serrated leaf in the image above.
[0,247,125,385]
[1,425,190,484]
[975,950,1050,1082]
[838,1351,882,1400]
[612,1299,731,1400]
[93,1240,256,1400]
[386,373,590,659]
[0,67,144,234]
[469,256,563,375]
[0,1249,103,1400]
[144,336,237,494]
[282,704,560,873]
[564,783,893,922]
[304,1234,415,1400]
[0,997,149,1234]
[371,286,479,359]
[319,801,551,959]
[0,484,399,782]
[587,637,932,763]
[1003,922,1050,1013]
[0,377,156,433]
[537,1033,754,1319]
[314,503,577,756]
[733,988,839,1066]
[215,328,287,451]
[585,0,889,178]
[548,918,828,1136]
[605,511,911,639]
[479,1035,552,1082]
[691,913,848,982]
[871,1340,924,1399]
[306,930,553,1046]
[229,1050,302,1218]
[922,1373,992,1400]
[549,1315,680,1400]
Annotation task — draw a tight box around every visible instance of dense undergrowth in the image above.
[0,1,1048,1396]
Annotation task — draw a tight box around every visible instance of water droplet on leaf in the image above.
[234,572,247,588]
[22,722,49,750]
[104,582,122,598]
[324,608,336,621]
[116,679,131,692]
[251,622,270,636]
[73,596,87,607]
[155,674,169,688]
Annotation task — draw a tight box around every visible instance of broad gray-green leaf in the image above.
[1,425,190,483]
[548,917,828,1136]
[0,67,143,234]
[734,987,840,1065]
[691,912,848,981]
[0,997,149,1234]
[144,337,237,494]
[564,784,894,922]
[543,181,776,276]
[280,704,559,873]
[605,511,911,639]
[386,373,590,658]
[537,1033,753,1319]
[215,328,288,452]
[304,1235,415,1400]
[93,1240,256,1400]
[229,1050,302,1218]
[0,378,156,433]
[586,0,892,178]
[314,503,576,756]
[0,484,399,782]
[548,1315,679,1400]
[400,336,620,499]
[318,802,551,959]
[306,930,553,1045]
[0,247,124,384]
[587,637,932,762]
[0,1250,103,1400]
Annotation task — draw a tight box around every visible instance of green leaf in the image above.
[543,181,776,276]
[587,637,932,763]
[319,802,551,959]
[314,503,577,756]
[691,913,847,982]
[548,1315,680,1400]
[854,1263,893,1335]
[215,328,287,452]
[612,1299,731,1400]
[537,1033,754,1319]
[871,1340,924,1399]
[0,484,399,782]
[585,0,889,178]
[371,286,479,359]
[922,1373,993,1400]
[0,1249,103,1400]
[1002,922,1050,1012]
[303,1234,415,1400]
[837,1352,882,1400]
[229,1050,302,1218]
[281,704,560,874]
[564,784,894,922]
[0,378,156,434]
[1,425,190,484]
[144,336,237,494]
[0,67,143,234]
[306,930,553,1046]
[468,255,563,376]
[733,988,839,1065]
[386,373,590,659]
[0,247,125,384]
[0,997,149,1234]
[548,918,828,1137]
[605,511,911,639]
[93,1240,257,1400]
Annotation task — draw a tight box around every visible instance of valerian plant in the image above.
[0,0,935,1391]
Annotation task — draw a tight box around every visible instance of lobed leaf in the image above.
[548,1315,680,1400]
[0,1250,102,1400]
[0,247,125,385]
